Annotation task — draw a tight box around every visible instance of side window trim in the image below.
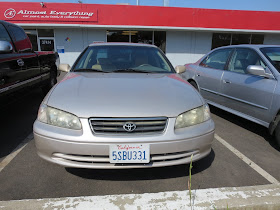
[224,48,235,71]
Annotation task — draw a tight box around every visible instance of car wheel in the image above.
[274,121,280,147]
[189,81,198,90]
[42,70,57,95]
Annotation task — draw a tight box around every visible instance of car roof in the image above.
[88,42,157,48]
[0,20,17,27]
[215,44,280,51]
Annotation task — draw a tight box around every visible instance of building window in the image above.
[38,29,55,51]
[154,31,166,53]
[231,34,251,45]
[211,33,231,49]
[39,39,55,51]
[37,29,54,37]
[107,31,129,42]
[211,33,264,49]
[251,34,264,44]
[107,30,166,53]
[131,31,153,44]
[24,29,55,51]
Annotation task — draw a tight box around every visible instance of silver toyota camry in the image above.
[33,43,215,169]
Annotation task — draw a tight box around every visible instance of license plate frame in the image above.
[109,144,150,163]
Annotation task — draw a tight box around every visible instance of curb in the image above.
[1,184,280,209]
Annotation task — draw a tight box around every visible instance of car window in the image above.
[0,24,12,42]
[228,48,267,74]
[200,49,232,70]
[260,47,280,73]
[73,45,174,73]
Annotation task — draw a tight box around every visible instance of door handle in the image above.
[223,79,231,84]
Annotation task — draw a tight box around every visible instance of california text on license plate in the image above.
[109,144,150,163]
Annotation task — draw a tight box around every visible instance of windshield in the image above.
[72,45,174,73]
[260,47,280,72]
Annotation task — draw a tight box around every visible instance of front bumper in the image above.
[33,118,215,169]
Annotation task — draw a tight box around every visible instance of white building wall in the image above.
[55,28,106,66]
[165,31,212,67]
[54,29,212,67]
[264,34,280,45]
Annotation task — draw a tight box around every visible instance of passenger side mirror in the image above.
[58,64,71,72]
[175,65,186,74]
[246,65,272,79]
[0,41,13,53]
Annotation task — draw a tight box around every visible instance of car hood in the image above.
[47,72,204,118]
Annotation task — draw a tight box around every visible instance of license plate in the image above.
[109,144,150,163]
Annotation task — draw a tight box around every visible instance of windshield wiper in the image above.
[73,68,109,73]
[112,68,152,73]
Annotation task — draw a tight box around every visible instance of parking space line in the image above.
[215,134,279,184]
[1,184,280,209]
[0,133,33,173]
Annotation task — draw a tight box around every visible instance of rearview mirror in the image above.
[0,41,13,53]
[246,65,272,79]
[58,64,71,72]
[175,65,186,74]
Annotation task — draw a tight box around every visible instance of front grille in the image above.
[52,150,198,167]
[89,117,168,135]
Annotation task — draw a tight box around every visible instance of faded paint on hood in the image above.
[47,72,204,118]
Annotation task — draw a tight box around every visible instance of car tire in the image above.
[189,81,198,90]
[274,121,280,147]
[42,70,57,95]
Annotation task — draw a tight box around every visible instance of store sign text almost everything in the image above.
[2,7,98,22]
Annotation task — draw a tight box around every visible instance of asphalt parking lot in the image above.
[0,74,280,204]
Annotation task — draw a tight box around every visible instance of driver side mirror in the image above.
[58,64,71,72]
[175,65,186,74]
[0,41,13,53]
[246,65,272,79]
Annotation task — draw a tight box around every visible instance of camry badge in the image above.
[123,122,136,132]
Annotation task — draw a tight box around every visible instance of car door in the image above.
[8,25,41,84]
[221,48,277,126]
[0,23,23,94]
[196,48,233,105]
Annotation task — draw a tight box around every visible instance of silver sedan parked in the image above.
[183,45,280,146]
[33,43,214,169]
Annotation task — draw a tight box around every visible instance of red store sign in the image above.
[2,4,98,22]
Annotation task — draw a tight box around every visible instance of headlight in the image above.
[37,104,82,130]
[175,104,211,129]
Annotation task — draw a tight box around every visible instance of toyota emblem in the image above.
[123,122,136,132]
